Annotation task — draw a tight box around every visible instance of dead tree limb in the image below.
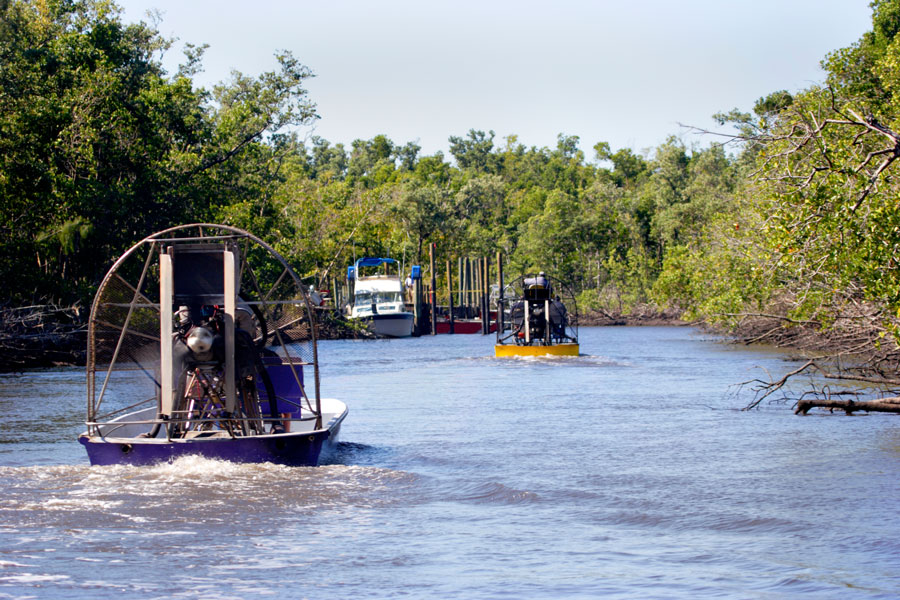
[742,359,817,410]
[796,396,900,415]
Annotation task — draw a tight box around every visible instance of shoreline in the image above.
[579,307,691,327]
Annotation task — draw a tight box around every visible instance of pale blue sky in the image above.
[116,0,872,159]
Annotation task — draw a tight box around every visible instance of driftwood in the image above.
[795,396,900,415]
[0,304,87,371]
[722,292,900,414]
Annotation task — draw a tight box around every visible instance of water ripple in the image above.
[433,480,540,505]
[3,328,900,598]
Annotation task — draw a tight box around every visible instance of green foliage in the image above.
[390,181,450,263]
[449,129,499,172]
[0,0,317,305]
[652,203,772,327]
[594,142,649,186]
[0,0,778,325]
[652,0,900,348]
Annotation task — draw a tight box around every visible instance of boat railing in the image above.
[87,413,324,438]
[91,396,157,423]
[88,415,323,428]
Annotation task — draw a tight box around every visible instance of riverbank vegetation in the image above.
[4,0,900,410]
[0,0,743,314]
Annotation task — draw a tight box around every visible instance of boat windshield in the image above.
[355,291,402,304]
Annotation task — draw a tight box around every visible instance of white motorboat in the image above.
[345,257,414,337]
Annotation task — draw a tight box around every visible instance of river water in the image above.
[1,326,898,599]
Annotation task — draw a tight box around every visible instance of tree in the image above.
[449,129,499,172]
[0,0,204,303]
[347,134,396,184]
[309,136,348,181]
[390,182,450,264]
[594,142,648,186]
[668,0,900,411]
[394,141,421,172]
[0,1,318,305]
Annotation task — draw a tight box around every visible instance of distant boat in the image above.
[494,272,579,357]
[78,224,347,466]
[345,257,414,338]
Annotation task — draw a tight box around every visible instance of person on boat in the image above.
[549,295,570,342]
[404,273,414,303]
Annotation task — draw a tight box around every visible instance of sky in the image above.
[114,0,873,160]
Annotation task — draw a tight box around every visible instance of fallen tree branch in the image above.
[743,359,817,410]
[0,304,87,371]
[795,396,900,415]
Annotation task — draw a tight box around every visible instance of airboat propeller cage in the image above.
[85,224,321,436]
[495,272,579,349]
[159,242,240,415]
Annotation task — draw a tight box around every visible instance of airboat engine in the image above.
[185,326,215,359]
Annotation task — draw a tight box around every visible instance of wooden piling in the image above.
[466,257,473,310]
[446,259,455,334]
[496,252,504,338]
[478,257,488,335]
[429,243,437,336]
[457,257,464,308]
[485,256,491,334]
[486,257,491,331]
[413,272,423,336]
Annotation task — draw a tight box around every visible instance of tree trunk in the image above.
[795,397,900,415]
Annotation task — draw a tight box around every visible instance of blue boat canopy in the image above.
[355,257,397,268]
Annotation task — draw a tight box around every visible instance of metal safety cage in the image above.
[494,273,579,347]
[85,224,320,437]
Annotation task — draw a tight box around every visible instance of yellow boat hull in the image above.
[494,343,579,357]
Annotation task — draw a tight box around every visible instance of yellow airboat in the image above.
[494,272,579,358]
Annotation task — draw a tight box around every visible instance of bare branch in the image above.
[743,359,816,410]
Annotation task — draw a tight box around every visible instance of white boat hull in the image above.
[373,313,414,337]
[352,313,414,337]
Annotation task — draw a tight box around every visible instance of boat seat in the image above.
[256,358,305,416]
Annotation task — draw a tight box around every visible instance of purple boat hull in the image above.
[79,423,343,467]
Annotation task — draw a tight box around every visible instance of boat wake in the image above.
[495,353,631,368]
[320,441,389,465]
[428,479,540,505]
[0,456,422,522]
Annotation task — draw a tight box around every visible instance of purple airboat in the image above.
[78,224,347,466]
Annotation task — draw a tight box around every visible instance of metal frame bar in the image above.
[159,249,174,415]
[224,247,237,413]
